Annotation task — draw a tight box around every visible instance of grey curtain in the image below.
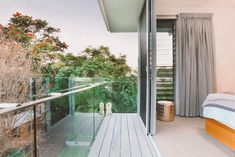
[175,13,215,117]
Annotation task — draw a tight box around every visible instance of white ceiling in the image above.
[98,0,145,32]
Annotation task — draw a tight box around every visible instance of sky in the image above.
[0,0,138,68]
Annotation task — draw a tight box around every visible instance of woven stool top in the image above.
[157,101,174,106]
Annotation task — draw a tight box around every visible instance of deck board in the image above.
[120,114,131,157]
[88,113,158,157]
[127,114,142,157]
[88,115,111,157]
[133,114,158,157]
[109,114,121,157]
[99,114,116,157]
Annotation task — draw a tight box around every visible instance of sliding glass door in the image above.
[138,0,156,135]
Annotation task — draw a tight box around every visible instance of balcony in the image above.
[0,77,158,157]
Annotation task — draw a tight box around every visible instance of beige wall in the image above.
[156,0,235,92]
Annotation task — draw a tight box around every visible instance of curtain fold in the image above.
[176,13,215,117]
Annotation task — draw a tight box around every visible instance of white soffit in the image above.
[98,0,145,32]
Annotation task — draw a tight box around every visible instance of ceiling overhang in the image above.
[98,0,145,32]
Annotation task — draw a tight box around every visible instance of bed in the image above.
[202,93,235,151]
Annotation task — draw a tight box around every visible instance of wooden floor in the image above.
[88,113,158,157]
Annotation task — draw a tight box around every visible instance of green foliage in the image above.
[106,76,137,113]
[50,96,70,125]
[74,78,137,113]
[6,149,25,157]
[56,66,77,78]
[50,46,131,79]
[75,89,95,113]
[42,77,70,125]
[46,46,137,113]
[157,66,174,101]
[81,46,130,78]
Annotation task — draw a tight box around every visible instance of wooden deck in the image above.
[88,113,158,157]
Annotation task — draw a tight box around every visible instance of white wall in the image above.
[156,0,235,92]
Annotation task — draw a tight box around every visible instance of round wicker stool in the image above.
[157,101,175,122]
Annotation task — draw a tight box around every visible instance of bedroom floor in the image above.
[155,116,235,157]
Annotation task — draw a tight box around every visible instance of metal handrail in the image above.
[56,84,89,93]
[0,82,107,115]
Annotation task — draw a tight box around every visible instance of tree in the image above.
[3,12,68,50]
[2,12,68,75]
[81,46,130,78]
[52,46,131,79]
[0,31,32,103]
[49,46,137,113]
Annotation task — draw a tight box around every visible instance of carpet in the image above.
[155,117,235,157]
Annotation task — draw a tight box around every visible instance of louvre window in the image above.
[157,20,175,102]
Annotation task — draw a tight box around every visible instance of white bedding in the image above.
[203,106,235,130]
[202,93,235,130]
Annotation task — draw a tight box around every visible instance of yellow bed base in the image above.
[205,118,235,151]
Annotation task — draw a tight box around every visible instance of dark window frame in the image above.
[156,19,176,102]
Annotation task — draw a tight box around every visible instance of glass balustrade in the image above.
[0,77,137,157]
